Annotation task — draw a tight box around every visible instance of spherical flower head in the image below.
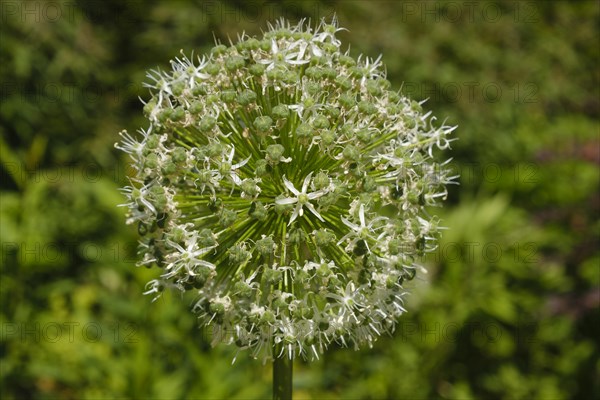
[116,17,457,363]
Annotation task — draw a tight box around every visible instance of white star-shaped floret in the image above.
[256,39,311,72]
[219,145,251,185]
[275,172,328,225]
[338,204,388,252]
[163,232,217,279]
[171,52,212,88]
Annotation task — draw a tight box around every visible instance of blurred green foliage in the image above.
[1,1,598,399]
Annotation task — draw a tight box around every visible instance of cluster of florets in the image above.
[116,18,456,362]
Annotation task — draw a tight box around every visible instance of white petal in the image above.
[341,217,360,231]
[337,232,352,245]
[275,197,298,205]
[227,146,235,162]
[286,59,310,65]
[296,41,307,60]
[197,260,216,270]
[288,207,300,226]
[230,172,242,185]
[307,189,327,200]
[166,240,186,254]
[282,175,300,195]
[359,204,366,227]
[194,245,217,257]
[233,155,251,169]
[305,203,324,222]
[140,197,157,215]
[302,172,314,193]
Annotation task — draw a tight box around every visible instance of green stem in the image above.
[273,346,293,400]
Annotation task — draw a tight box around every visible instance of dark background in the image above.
[1,1,598,399]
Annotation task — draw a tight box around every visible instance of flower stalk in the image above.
[273,344,293,400]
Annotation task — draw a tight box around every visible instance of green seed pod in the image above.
[249,63,266,76]
[199,116,217,133]
[255,235,276,257]
[237,90,257,106]
[271,104,289,120]
[254,116,273,133]
[225,56,245,71]
[220,208,237,227]
[265,144,285,164]
[312,115,330,129]
[220,90,236,104]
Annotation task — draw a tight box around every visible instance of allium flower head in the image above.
[117,17,456,362]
